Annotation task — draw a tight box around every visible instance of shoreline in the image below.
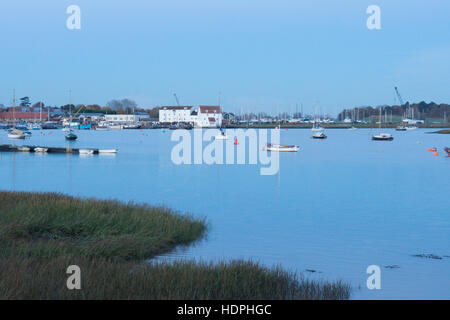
[0,191,351,300]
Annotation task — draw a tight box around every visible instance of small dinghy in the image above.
[215,129,228,140]
[65,131,78,141]
[372,133,394,141]
[266,143,299,152]
[98,149,118,154]
[17,146,31,152]
[8,129,26,139]
[79,149,94,155]
[34,147,48,153]
[445,147,450,156]
[312,131,327,139]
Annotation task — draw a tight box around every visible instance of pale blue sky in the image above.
[0,0,449,115]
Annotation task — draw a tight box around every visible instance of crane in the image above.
[173,93,180,106]
[395,86,412,120]
[394,87,405,106]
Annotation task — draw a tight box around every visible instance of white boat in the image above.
[372,107,394,141]
[79,149,94,155]
[17,146,31,152]
[98,149,118,154]
[348,126,358,130]
[34,147,48,153]
[62,127,70,132]
[406,126,417,130]
[215,130,228,140]
[108,124,123,130]
[312,131,327,139]
[372,133,393,141]
[8,129,26,139]
[266,143,299,152]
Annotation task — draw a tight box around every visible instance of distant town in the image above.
[0,95,449,130]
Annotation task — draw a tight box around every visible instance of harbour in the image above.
[1,128,448,299]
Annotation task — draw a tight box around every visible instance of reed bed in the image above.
[0,191,351,300]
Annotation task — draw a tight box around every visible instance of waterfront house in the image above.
[159,106,194,124]
[196,106,223,127]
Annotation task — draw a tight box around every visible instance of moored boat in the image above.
[445,147,450,156]
[266,143,299,152]
[98,149,118,154]
[79,149,94,155]
[34,147,48,153]
[215,129,228,140]
[372,133,394,141]
[65,132,78,140]
[17,146,31,152]
[312,131,327,139]
[7,129,26,139]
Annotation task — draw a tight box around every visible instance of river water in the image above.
[0,128,449,299]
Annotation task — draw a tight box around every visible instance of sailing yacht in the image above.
[8,90,27,139]
[372,107,393,141]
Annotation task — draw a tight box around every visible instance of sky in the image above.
[0,0,449,116]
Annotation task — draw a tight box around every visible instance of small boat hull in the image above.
[8,134,26,139]
[267,144,299,152]
[65,133,78,140]
[79,149,94,155]
[312,133,327,139]
[98,149,118,154]
[372,134,394,141]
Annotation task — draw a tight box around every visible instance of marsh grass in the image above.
[0,191,351,300]
[0,191,206,261]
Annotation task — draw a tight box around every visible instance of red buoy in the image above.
[234,139,238,145]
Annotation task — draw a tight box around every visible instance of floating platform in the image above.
[0,144,117,155]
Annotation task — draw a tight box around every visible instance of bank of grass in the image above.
[428,129,450,134]
[0,191,351,300]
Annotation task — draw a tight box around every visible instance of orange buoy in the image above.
[434,152,439,156]
[428,148,432,152]
[234,139,239,145]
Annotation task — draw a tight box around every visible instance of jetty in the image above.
[0,144,116,154]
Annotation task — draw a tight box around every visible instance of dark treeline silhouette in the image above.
[337,101,450,122]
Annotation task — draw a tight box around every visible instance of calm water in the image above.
[0,128,449,299]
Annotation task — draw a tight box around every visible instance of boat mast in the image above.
[12,89,16,128]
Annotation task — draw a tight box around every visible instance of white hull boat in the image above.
[17,146,31,152]
[372,133,393,141]
[312,131,327,139]
[79,149,94,155]
[266,143,299,152]
[34,147,48,153]
[98,149,118,154]
[8,133,26,139]
[8,129,26,139]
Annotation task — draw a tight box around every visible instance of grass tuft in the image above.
[0,191,351,300]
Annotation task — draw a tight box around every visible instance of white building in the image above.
[195,106,223,127]
[105,113,150,123]
[158,105,223,127]
[159,106,193,123]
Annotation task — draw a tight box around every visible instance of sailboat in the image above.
[65,92,79,140]
[215,128,228,140]
[8,90,26,139]
[372,107,393,141]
